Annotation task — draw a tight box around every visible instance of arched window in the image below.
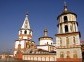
[65,25,68,32]
[24,30,27,34]
[66,51,70,58]
[64,16,68,22]
[60,52,64,58]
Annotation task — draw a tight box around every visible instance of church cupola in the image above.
[39,28,53,45]
[18,14,32,40]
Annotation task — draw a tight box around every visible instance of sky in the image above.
[0,0,84,53]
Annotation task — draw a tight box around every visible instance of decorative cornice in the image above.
[57,21,78,27]
[56,45,81,49]
[55,32,80,37]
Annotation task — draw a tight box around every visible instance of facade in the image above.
[55,3,82,62]
[14,3,82,62]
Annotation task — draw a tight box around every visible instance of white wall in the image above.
[40,39,53,45]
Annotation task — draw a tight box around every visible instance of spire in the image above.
[21,14,30,29]
[44,28,48,37]
[64,1,68,11]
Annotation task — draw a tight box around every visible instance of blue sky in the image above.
[0,0,84,52]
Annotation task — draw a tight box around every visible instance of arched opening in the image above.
[65,25,68,32]
[24,30,27,34]
[64,16,68,22]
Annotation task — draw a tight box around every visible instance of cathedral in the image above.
[14,3,82,62]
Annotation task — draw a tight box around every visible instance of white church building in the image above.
[14,3,82,62]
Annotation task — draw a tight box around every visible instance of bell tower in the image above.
[56,2,82,62]
[14,14,36,58]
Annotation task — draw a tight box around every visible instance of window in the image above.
[73,50,77,58]
[20,31,22,34]
[60,52,64,58]
[24,30,27,34]
[47,42,48,45]
[66,51,70,58]
[65,25,68,32]
[64,16,68,22]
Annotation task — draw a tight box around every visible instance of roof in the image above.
[21,14,31,29]
[57,4,77,20]
[23,48,56,55]
[57,10,77,20]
